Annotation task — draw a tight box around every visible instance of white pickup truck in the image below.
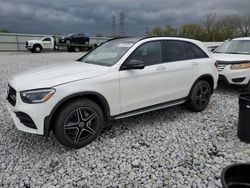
[25,36,55,53]
[26,36,98,53]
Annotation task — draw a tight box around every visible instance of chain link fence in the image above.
[0,33,110,52]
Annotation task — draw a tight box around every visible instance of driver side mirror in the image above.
[123,59,145,70]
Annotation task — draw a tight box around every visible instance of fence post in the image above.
[16,35,20,52]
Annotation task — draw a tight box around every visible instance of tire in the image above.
[33,45,42,53]
[65,39,71,44]
[67,46,73,52]
[187,80,212,112]
[53,98,104,148]
[74,46,81,52]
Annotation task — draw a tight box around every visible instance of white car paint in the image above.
[7,37,218,135]
[26,37,55,51]
[212,37,250,86]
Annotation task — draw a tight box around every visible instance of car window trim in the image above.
[163,40,209,63]
[119,40,166,71]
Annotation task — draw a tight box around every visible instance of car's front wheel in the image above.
[187,80,212,112]
[53,98,104,148]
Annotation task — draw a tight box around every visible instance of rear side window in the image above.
[165,41,187,62]
[165,40,208,62]
[128,41,163,66]
[186,43,208,59]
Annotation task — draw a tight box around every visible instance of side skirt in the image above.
[110,97,187,120]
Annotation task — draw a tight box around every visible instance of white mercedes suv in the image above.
[6,37,218,148]
[212,37,250,91]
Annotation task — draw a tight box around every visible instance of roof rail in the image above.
[139,35,196,41]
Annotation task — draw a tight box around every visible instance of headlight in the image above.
[231,63,250,70]
[20,88,55,104]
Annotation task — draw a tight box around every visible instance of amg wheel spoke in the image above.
[77,109,84,121]
[64,122,78,129]
[85,113,97,124]
[83,125,95,135]
[202,87,208,95]
[74,129,84,142]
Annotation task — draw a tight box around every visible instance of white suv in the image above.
[6,37,218,148]
[212,37,250,91]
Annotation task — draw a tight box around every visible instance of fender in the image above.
[44,91,110,136]
[189,74,215,95]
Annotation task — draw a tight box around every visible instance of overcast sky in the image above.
[0,0,249,36]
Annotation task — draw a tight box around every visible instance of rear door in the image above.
[119,41,170,113]
[163,40,208,100]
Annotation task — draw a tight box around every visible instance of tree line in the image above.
[147,13,250,41]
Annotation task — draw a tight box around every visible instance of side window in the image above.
[128,41,163,66]
[43,38,51,42]
[188,43,208,59]
[165,41,187,62]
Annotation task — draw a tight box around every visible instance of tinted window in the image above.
[188,43,208,58]
[43,38,51,42]
[128,41,163,66]
[165,41,187,62]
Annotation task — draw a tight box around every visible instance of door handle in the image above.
[156,66,166,71]
[191,62,198,66]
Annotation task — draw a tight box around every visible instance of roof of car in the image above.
[112,36,201,43]
[232,37,250,41]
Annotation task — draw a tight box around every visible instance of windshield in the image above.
[81,39,135,66]
[214,40,250,55]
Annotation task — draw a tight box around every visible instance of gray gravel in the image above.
[0,52,250,188]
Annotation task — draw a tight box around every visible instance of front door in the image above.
[119,41,169,113]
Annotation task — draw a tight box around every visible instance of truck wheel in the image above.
[67,46,73,52]
[33,45,42,53]
[187,80,211,112]
[65,39,71,44]
[74,47,81,52]
[53,98,104,148]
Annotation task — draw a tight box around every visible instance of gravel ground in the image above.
[0,52,250,188]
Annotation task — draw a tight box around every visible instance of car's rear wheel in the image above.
[187,80,211,112]
[53,99,104,148]
[65,39,71,44]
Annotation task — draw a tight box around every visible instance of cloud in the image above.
[0,0,249,36]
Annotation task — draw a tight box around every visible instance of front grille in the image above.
[217,64,226,72]
[15,112,37,129]
[25,41,28,47]
[7,85,16,106]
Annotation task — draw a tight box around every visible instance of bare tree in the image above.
[202,13,217,41]
[217,15,240,39]
[238,14,250,37]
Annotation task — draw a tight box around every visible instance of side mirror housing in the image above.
[123,59,145,70]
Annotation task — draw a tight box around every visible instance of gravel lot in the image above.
[0,52,250,188]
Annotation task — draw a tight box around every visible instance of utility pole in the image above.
[112,15,116,37]
[119,12,125,36]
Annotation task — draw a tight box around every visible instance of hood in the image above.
[212,53,250,62]
[9,61,110,91]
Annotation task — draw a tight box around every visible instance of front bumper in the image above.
[218,64,250,85]
[6,87,54,135]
